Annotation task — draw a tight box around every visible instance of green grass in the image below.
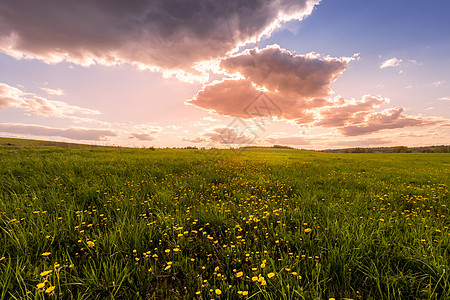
[0,139,449,299]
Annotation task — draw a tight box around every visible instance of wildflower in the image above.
[41,252,51,256]
[36,282,46,289]
[215,289,222,295]
[165,249,170,253]
[40,270,52,277]
[251,276,258,282]
[304,228,312,233]
[0,257,5,261]
[236,271,243,277]
[268,272,275,278]
[45,286,55,293]
[164,265,171,270]
[242,291,249,295]
[214,266,219,272]
[196,291,201,295]
[260,263,266,268]
[87,241,95,247]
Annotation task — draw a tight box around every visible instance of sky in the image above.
[0,0,449,149]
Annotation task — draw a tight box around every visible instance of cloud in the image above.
[129,133,156,141]
[433,81,445,87]
[128,125,161,141]
[0,123,118,140]
[188,45,446,136]
[188,45,351,121]
[183,127,255,145]
[0,82,100,118]
[0,0,319,78]
[339,107,440,136]
[40,87,64,96]
[438,97,450,101]
[380,57,403,69]
[265,136,310,145]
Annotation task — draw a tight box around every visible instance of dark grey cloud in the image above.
[0,0,319,73]
[0,123,118,140]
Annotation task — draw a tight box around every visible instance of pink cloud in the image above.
[0,123,118,141]
[183,127,255,145]
[339,108,440,136]
[220,45,350,97]
[265,136,310,145]
[188,45,349,122]
[0,82,100,118]
[40,87,64,96]
[188,45,445,136]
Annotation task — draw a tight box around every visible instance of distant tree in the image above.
[394,146,408,153]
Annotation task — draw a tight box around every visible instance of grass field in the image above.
[0,138,449,299]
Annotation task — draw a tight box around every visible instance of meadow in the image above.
[0,139,449,299]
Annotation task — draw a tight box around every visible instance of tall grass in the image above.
[0,145,449,299]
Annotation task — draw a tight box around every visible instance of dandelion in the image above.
[251,276,258,282]
[87,241,95,247]
[36,282,46,289]
[165,249,171,253]
[215,289,222,295]
[196,291,201,295]
[304,228,312,233]
[41,252,51,256]
[214,266,219,272]
[45,286,55,293]
[164,265,171,270]
[260,263,266,268]
[40,270,52,277]
[236,271,243,277]
[268,272,275,278]
[242,291,249,295]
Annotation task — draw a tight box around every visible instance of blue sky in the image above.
[0,0,448,148]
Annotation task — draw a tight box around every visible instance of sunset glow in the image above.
[1,0,449,149]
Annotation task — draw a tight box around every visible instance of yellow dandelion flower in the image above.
[40,270,52,277]
[214,266,219,272]
[87,241,95,247]
[236,271,243,277]
[260,263,266,268]
[45,286,55,293]
[215,289,221,295]
[164,265,171,270]
[268,272,275,278]
[36,282,46,289]
[304,228,312,233]
[41,252,51,256]
[261,280,267,286]
[242,291,249,295]
[251,276,258,282]
[165,249,170,253]
[196,291,201,295]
